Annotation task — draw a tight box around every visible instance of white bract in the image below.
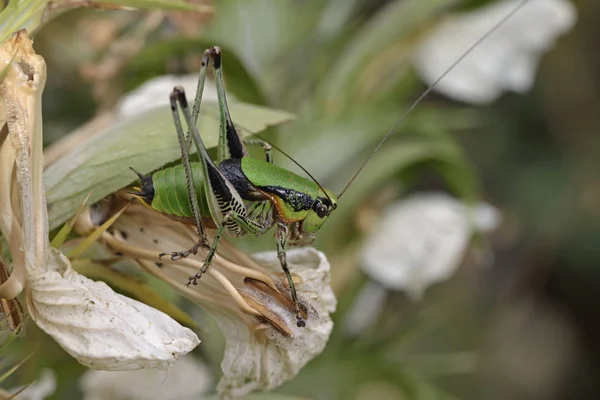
[27,249,199,370]
[413,0,577,104]
[0,30,199,371]
[360,192,500,301]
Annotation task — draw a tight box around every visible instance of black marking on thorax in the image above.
[258,185,316,212]
[219,158,268,201]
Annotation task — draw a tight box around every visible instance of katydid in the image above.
[130,0,528,327]
[131,47,336,327]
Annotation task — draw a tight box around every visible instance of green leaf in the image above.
[317,136,478,252]
[0,0,47,42]
[206,0,310,74]
[45,101,294,230]
[0,0,208,45]
[317,0,457,112]
[278,105,476,187]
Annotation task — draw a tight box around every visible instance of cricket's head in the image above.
[288,187,337,246]
[300,188,338,235]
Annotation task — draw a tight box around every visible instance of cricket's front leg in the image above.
[276,223,306,327]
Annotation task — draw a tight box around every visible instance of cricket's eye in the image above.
[316,203,328,218]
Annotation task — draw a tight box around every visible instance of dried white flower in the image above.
[27,248,199,370]
[219,248,335,397]
[413,0,577,104]
[0,30,199,371]
[80,355,212,400]
[360,192,500,301]
[76,195,335,397]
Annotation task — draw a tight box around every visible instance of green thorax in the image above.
[241,157,319,194]
[241,157,337,222]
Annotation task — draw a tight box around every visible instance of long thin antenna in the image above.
[228,118,336,204]
[265,140,334,204]
[337,0,530,199]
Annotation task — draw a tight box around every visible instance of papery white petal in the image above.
[116,74,218,118]
[0,30,199,372]
[27,248,200,370]
[80,200,336,394]
[360,192,501,300]
[80,355,212,400]
[413,0,577,104]
[217,247,336,397]
[9,369,56,400]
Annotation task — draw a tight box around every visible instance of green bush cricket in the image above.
[130,47,337,327]
[130,1,528,327]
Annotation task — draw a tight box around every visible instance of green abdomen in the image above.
[151,163,211,219]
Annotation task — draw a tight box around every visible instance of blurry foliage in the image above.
[1,0,596,399]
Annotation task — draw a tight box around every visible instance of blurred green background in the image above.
[3,0,600,399]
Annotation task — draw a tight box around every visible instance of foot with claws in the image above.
[186,263,210,286]
[159,238,210,261]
